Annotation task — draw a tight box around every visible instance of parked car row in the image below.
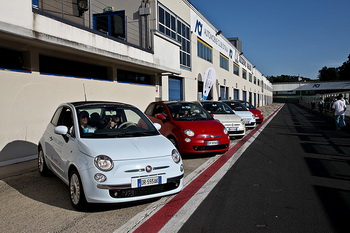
[38,100,263,210]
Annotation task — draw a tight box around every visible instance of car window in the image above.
[144,104,155,116]
[50,107,63,126]
[76,104,159,138]
[227,102,248,111]
[57,107,73,129]
[167,103,212,121]
[202,102,234,114]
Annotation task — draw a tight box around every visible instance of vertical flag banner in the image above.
[203,67,216,100]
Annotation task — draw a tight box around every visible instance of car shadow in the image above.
[1,161,163,212]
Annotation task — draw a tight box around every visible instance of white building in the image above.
[0,0,272,162]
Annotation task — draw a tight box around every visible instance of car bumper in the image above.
[245,122,256,128]
[177,136,230,154]
[79,157,184,204]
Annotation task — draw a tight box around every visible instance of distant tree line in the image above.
[267,54,350,83]
[267,75,311,83]
[318,54,350,81]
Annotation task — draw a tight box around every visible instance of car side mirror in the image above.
[54,126,68,135]
[153,123,161,130]
[155,113,166,121]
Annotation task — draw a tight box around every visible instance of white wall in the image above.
[0,70,155,152]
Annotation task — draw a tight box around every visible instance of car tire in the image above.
[168,137,178,148]
[69,169,88,210]
[38,149,51,176]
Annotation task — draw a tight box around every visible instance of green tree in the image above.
[338,54,350,80]
[267,75,310,83]
[318,66,338,81]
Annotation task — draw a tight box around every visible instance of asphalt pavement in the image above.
[177,103,350,233]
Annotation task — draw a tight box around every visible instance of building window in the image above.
[177,20,191,69]
[93,11,126,40]
[242,69,247,80]
[233,63,239,76]
[0,47,28,72]
[220,53,229,71]
[158,4,191,69]
[254,76,257,84]
[158,6,176,40]
[117,69,153,85]
[197,38,212,62]
[249,73,252,82]
[39,55,109,81]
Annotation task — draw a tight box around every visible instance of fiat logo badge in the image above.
[146,165,152,173]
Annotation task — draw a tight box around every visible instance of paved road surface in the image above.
[178,103,350,233]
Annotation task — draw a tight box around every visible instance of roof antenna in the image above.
[83,84,87,101]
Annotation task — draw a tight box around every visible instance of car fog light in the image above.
[180,164,184,172]
[184,138,191,143]
[94,173,107,182]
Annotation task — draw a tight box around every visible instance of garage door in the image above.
[169,77,183,100]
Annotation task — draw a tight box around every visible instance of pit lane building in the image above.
[0,0,272,161]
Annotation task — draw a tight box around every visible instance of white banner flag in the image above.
[203,67,216,100]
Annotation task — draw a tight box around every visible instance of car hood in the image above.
[212,114,242,123]
[78,135,175,160]
[174,120,225,134]
[250,109,262,115]
[233,111,254,118]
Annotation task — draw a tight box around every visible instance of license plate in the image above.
[206,140,219,146]
[228,127,238,131]
[137,176,161,187]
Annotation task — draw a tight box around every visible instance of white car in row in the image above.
[222,100,257,128]
[197,101,246,138]
[38,101,184,210]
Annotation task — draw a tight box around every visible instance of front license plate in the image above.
[206,140,219,146]
[228,127,238,131]
[137,176,161,187]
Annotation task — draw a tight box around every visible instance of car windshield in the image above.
[167,102,213,121]
[201,102,234,114]
[76,104,159,138]
[225,102,248,111]
[241,101,256,109]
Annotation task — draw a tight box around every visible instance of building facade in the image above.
[0,0,272,161]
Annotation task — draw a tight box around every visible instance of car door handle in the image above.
[49,136,53,141]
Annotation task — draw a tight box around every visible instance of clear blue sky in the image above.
[188,0,350,79]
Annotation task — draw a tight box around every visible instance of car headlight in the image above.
[223,128,228,135]
[94,155,114,171]
[184,129,195,137]
[171,149,181,164]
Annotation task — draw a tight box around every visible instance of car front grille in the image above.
[193,144,229,151]
[109,175,182,198]
[228,130,245,134]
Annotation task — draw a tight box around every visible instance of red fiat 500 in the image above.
[145,101,230,155]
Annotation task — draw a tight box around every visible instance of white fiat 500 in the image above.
[198,101,246,138]
[222,100,256,128]
[38,101,184,210]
